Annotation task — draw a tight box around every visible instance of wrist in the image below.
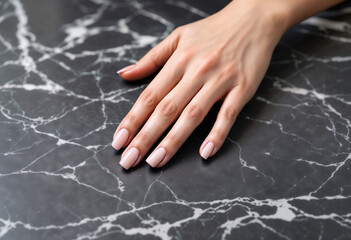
[240,0,346,31]
[224,0,290,42]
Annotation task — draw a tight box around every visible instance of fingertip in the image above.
[120,147,139,170]
[117,64,143,81]
[200,141,214,160]
[117,64,135,74]
[112,128,129,151]
[155,154,171,168]
[118,72,140,81]
[117,65,154,81]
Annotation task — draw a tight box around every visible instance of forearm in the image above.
[226,0,346,35]
[278,0,346,29]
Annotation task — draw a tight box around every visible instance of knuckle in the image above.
[173,26,184,35]
[164,133,181,147]
[238,74,251,88]
[175,49,192,66]
[134,131,153,147]
[157,100,178,118]
[177,24,192,37]
[239,77,256,99]
[212,129,226,142]
[124,112,138,126]
[139,89,158,107]
[195,54,219,76]
[222,106,238,121]
[184,104,204,122]
[222,62,237,79]
[246,83,257,98]
[151,51,165,68]
[215,63,238,88]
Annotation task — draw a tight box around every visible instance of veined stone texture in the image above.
[0,0,350,239]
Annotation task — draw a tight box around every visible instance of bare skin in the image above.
[112,0,345,169]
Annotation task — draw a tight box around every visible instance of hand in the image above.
[112,0,287,169]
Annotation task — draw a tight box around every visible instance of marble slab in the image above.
[0,0,350,239]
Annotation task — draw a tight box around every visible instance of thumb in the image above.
[118,27,181,81]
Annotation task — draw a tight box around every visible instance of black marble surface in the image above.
[0,0,351,239]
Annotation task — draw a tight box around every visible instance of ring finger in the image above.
[145,78,231,168]
[119,72,204,169]
[112,53,184,150]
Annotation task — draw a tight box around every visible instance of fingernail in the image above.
[112,128,129,150]
[120,147,139,170]
[117,65,135,75]
[146,147,166,167]
[200,142,214,160]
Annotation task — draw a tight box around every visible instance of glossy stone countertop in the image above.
[0,0,351,239]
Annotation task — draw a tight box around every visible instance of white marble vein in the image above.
[0,0,350,239]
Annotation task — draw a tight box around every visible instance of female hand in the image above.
[112,0,287,169]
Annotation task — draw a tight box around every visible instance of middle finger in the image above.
[119,73,204,169]
[112,53,184,150]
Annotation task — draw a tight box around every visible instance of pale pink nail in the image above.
[112,128,129,150]
[146,147,166,167]
[200,142,214,159]
[117,65,135,75]
[120,147,139,170]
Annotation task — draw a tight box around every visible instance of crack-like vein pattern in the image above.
[0,0,350,239]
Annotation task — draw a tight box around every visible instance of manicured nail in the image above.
[146,147,166,167]
[112,128,129,150]
[200,142,214,160]
[117,65,135,75]
[120,147,139,170]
